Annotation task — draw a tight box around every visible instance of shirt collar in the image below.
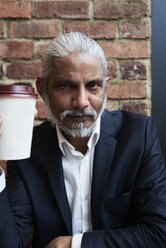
[56,115,101,156]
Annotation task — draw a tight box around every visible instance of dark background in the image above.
[152,0,166,162]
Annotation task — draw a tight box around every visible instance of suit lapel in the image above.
[91,111,117,229]
[45,124,72,235]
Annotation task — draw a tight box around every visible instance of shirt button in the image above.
[85,195,89,200]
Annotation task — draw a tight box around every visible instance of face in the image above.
[41,53,106,135]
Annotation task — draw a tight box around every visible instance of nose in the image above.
[72,87,89,110]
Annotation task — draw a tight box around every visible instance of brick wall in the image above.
[0,0,151,122]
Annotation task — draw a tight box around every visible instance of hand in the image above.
[34,108,38,118]
[44,236,72,248]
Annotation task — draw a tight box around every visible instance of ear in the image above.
[106,76,110,88]
[36,77,45,101]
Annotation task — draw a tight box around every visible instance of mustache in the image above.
[60,109,97,121]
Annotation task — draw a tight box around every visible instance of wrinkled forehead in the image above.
[50,52,103,73]
[51,52,103,66]
[48,52,104,82]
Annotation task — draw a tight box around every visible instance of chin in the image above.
[58,121,96,138]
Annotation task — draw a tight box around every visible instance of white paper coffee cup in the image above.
[0,84,37,160]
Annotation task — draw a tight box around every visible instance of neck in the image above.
[64,134,90,154]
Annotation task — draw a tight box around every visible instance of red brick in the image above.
[0,2,31,19]
[121,102,148,115]
[63,22,116,39]
[107,82,147,99]
[8,21,60,39]
[107,61,117,79]
[0,22,3,38]
[35,1,89,19]
[94,3,148,19]
[120,61,146,80]
[99,41,148,59]
[7,62,42,79]
[36,101,48,119]
[37,43,49,57]
[119,22,149,39]
[106,101,118,112]
[0,41,34,59]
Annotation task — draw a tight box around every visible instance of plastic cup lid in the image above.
[0,84,38,98]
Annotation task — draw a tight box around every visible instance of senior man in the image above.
[0,32,166,248]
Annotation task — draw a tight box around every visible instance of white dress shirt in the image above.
[56,116,100,247]
[0,167,5,192]
[0,116,101,247]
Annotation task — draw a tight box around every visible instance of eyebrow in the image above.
[54,78,104,86]
[87,79,103,84]
[56,79,74,84]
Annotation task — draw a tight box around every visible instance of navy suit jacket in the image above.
[0,110,166,247]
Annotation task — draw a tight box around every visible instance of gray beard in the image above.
[56,118,97,138]
[44,95,106,138]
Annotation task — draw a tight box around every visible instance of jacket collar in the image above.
[44,123,72,235]
[91,110,117,229]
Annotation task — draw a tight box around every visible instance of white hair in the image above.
[42,32,108,97]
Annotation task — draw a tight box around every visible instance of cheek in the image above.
[91,93,105,112]
[48,94,71,114]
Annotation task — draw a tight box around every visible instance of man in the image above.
[0,32,166,248]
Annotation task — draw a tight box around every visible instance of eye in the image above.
[60,81,74,89]
[87,80,103,91]
[62,82,71,88]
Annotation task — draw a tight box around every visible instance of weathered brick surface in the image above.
[120,61,147,80]
[122,102,148,115]
[63,22,116,39]
[8,21,60,38]
[7,62,42,79]
[0,0,152,117]
[119,22,149,39]
[0,22,3,38]
[106,101,118,112]
[107,61,117,79]
[107,82,147,99]
[99,41,148,59]
[35,2,89,19]
[0,42,34,59]
[37,43,49,57]
[0,2,31,19]
[94,3,148,19]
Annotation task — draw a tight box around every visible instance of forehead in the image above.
[50,52,104,79]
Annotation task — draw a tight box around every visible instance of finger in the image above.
[0,116,2,125]
[34,108,38,118]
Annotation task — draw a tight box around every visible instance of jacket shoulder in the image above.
[108,109,148,121]
[101,109,152,136]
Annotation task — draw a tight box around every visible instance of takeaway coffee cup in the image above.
[0,84,37,160]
